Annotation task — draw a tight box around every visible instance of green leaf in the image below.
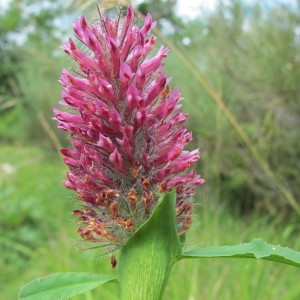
[18,272,117,300]
[118,190,182,300]
[180,238,300,267]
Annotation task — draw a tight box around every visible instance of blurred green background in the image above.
[1,0,300,299]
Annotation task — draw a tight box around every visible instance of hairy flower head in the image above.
[53,5,204,246]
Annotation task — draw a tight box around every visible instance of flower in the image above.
[53,5,204,246]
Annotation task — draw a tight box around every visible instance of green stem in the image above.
[118,191,182,300]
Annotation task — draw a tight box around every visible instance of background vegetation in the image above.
[1,0,300,299]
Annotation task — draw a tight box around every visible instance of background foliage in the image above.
[1,0,300,299]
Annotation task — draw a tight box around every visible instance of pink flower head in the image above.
[53,5,204,245]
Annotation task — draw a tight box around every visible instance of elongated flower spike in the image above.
[53,5,204,247]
